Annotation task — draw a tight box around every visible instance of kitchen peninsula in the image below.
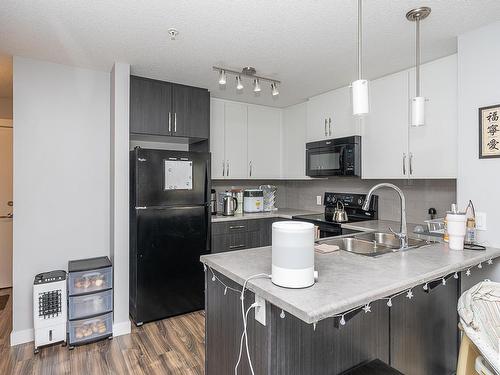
[201,220,500,375]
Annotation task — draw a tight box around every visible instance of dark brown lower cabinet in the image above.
[204,271,460,375]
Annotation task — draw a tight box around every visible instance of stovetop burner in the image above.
[293,192,378,225]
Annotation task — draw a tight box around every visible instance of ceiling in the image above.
[1,1,500,107]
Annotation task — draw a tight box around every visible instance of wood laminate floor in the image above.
[0,288,206,374]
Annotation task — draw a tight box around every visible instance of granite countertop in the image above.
[211,208,320,222]
[201,220,500,324]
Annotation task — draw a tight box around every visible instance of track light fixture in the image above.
[236,76,244,91]
[407,6,431,126]
[213,66,280,97]
[218,69,227,85]
[253,79,261,93]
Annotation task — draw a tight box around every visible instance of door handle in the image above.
[324,119,328,137]
[174,113,177,133]
[402,153,407,175]
[222,161,225,177]
[249,161,252,177]
[229,244,246,250]
[328,118,332,136]
[226,160,230,176]
[168,112,171,132]
[229,225,246,230]
[0,213,13,219]
[409,152,413,175]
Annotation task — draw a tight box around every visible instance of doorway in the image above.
[0,55,13,289]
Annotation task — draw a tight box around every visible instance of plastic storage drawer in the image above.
[68,312,112,345]
[68,266,112,296]
[68,289,113,320]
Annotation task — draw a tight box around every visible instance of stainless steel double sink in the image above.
[318,232,435,257]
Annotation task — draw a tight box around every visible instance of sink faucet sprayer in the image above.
[362,183,408,249]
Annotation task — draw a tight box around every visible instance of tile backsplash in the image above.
[212,178,457,224]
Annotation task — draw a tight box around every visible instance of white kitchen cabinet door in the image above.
[282,102,308,178]
[210,99,226,179]
[224,102,248,179]
[329,86,361,138]
[247,105,282,179]
[306,91,331,142]
[362,70,410,179]
[408,55,458,178]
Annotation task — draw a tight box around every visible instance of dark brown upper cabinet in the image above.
[130,75,209,140]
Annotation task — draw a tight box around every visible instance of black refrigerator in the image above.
[129,148,211,325]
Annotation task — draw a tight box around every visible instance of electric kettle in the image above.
[333,201,349,223]
[222,195,238,216]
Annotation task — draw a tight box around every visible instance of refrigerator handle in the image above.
[205,157,212,253]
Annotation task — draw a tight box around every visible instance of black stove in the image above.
[293,192,378,238]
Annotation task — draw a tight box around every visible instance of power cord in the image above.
[234,273,271,375]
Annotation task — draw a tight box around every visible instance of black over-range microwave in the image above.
[305,136,361,177]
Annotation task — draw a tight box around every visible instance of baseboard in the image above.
[10,328,34,346]
[113,320,131,337]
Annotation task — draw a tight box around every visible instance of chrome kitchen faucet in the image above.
[362,183,408,249]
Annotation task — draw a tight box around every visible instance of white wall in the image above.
[12,57,110,344]
[457,21,500,290]
[110,63,131,336]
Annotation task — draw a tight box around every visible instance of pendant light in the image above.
[351,0,369,116]
[407,7,431,127]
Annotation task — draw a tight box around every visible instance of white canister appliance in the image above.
[243,189,264,213]
[271,221,316,288]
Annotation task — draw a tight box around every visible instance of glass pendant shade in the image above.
[218,70,226,85]
[411,96,425,126]
[352,79,369,116]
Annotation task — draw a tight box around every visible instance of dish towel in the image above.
[314,244,340,254]
[458,280,500,374]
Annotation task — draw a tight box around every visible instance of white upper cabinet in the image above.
[223,102,248,179]
[307,86,360,142]
[282,102,308,179]
[210,99,226,179]
[362,70,410,179]
[362,54,458,179]
[247,105,282,179]
[408,55,457,178]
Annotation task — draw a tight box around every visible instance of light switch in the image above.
[316,196,322,205]
[476,212,487,230]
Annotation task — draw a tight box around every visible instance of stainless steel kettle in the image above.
[222,194,238,216]
[333,201,348,223]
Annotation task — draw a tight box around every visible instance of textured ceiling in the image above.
[1,1,500,107]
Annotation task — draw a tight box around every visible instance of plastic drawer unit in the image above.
[67,256,113,348]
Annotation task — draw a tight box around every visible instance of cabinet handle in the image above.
[226,160,230,176]
[229,244,246,249]
[168,112,171,132]
[174,113,177,133]
[249,161,252,177]
[229,225,246,230]
[324,119,328,137]
[402,153,407,175]
[409,153,413,175]
[328,118,332,136]
[222,161,225,177]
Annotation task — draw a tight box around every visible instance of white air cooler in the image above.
[33,270,67,353]
[271,221,316,288]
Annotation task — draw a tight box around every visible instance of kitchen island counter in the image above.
[201,220,500,324]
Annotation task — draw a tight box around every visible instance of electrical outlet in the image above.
[476,212,487,230]
[316,196,322,205]
[254,295,266,326]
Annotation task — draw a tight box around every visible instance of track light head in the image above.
[271,82,279,96]
[218,70,227,85]
[236,76,244,91]
[253,79,261,93]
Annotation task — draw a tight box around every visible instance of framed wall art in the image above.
[479,104,500,158]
